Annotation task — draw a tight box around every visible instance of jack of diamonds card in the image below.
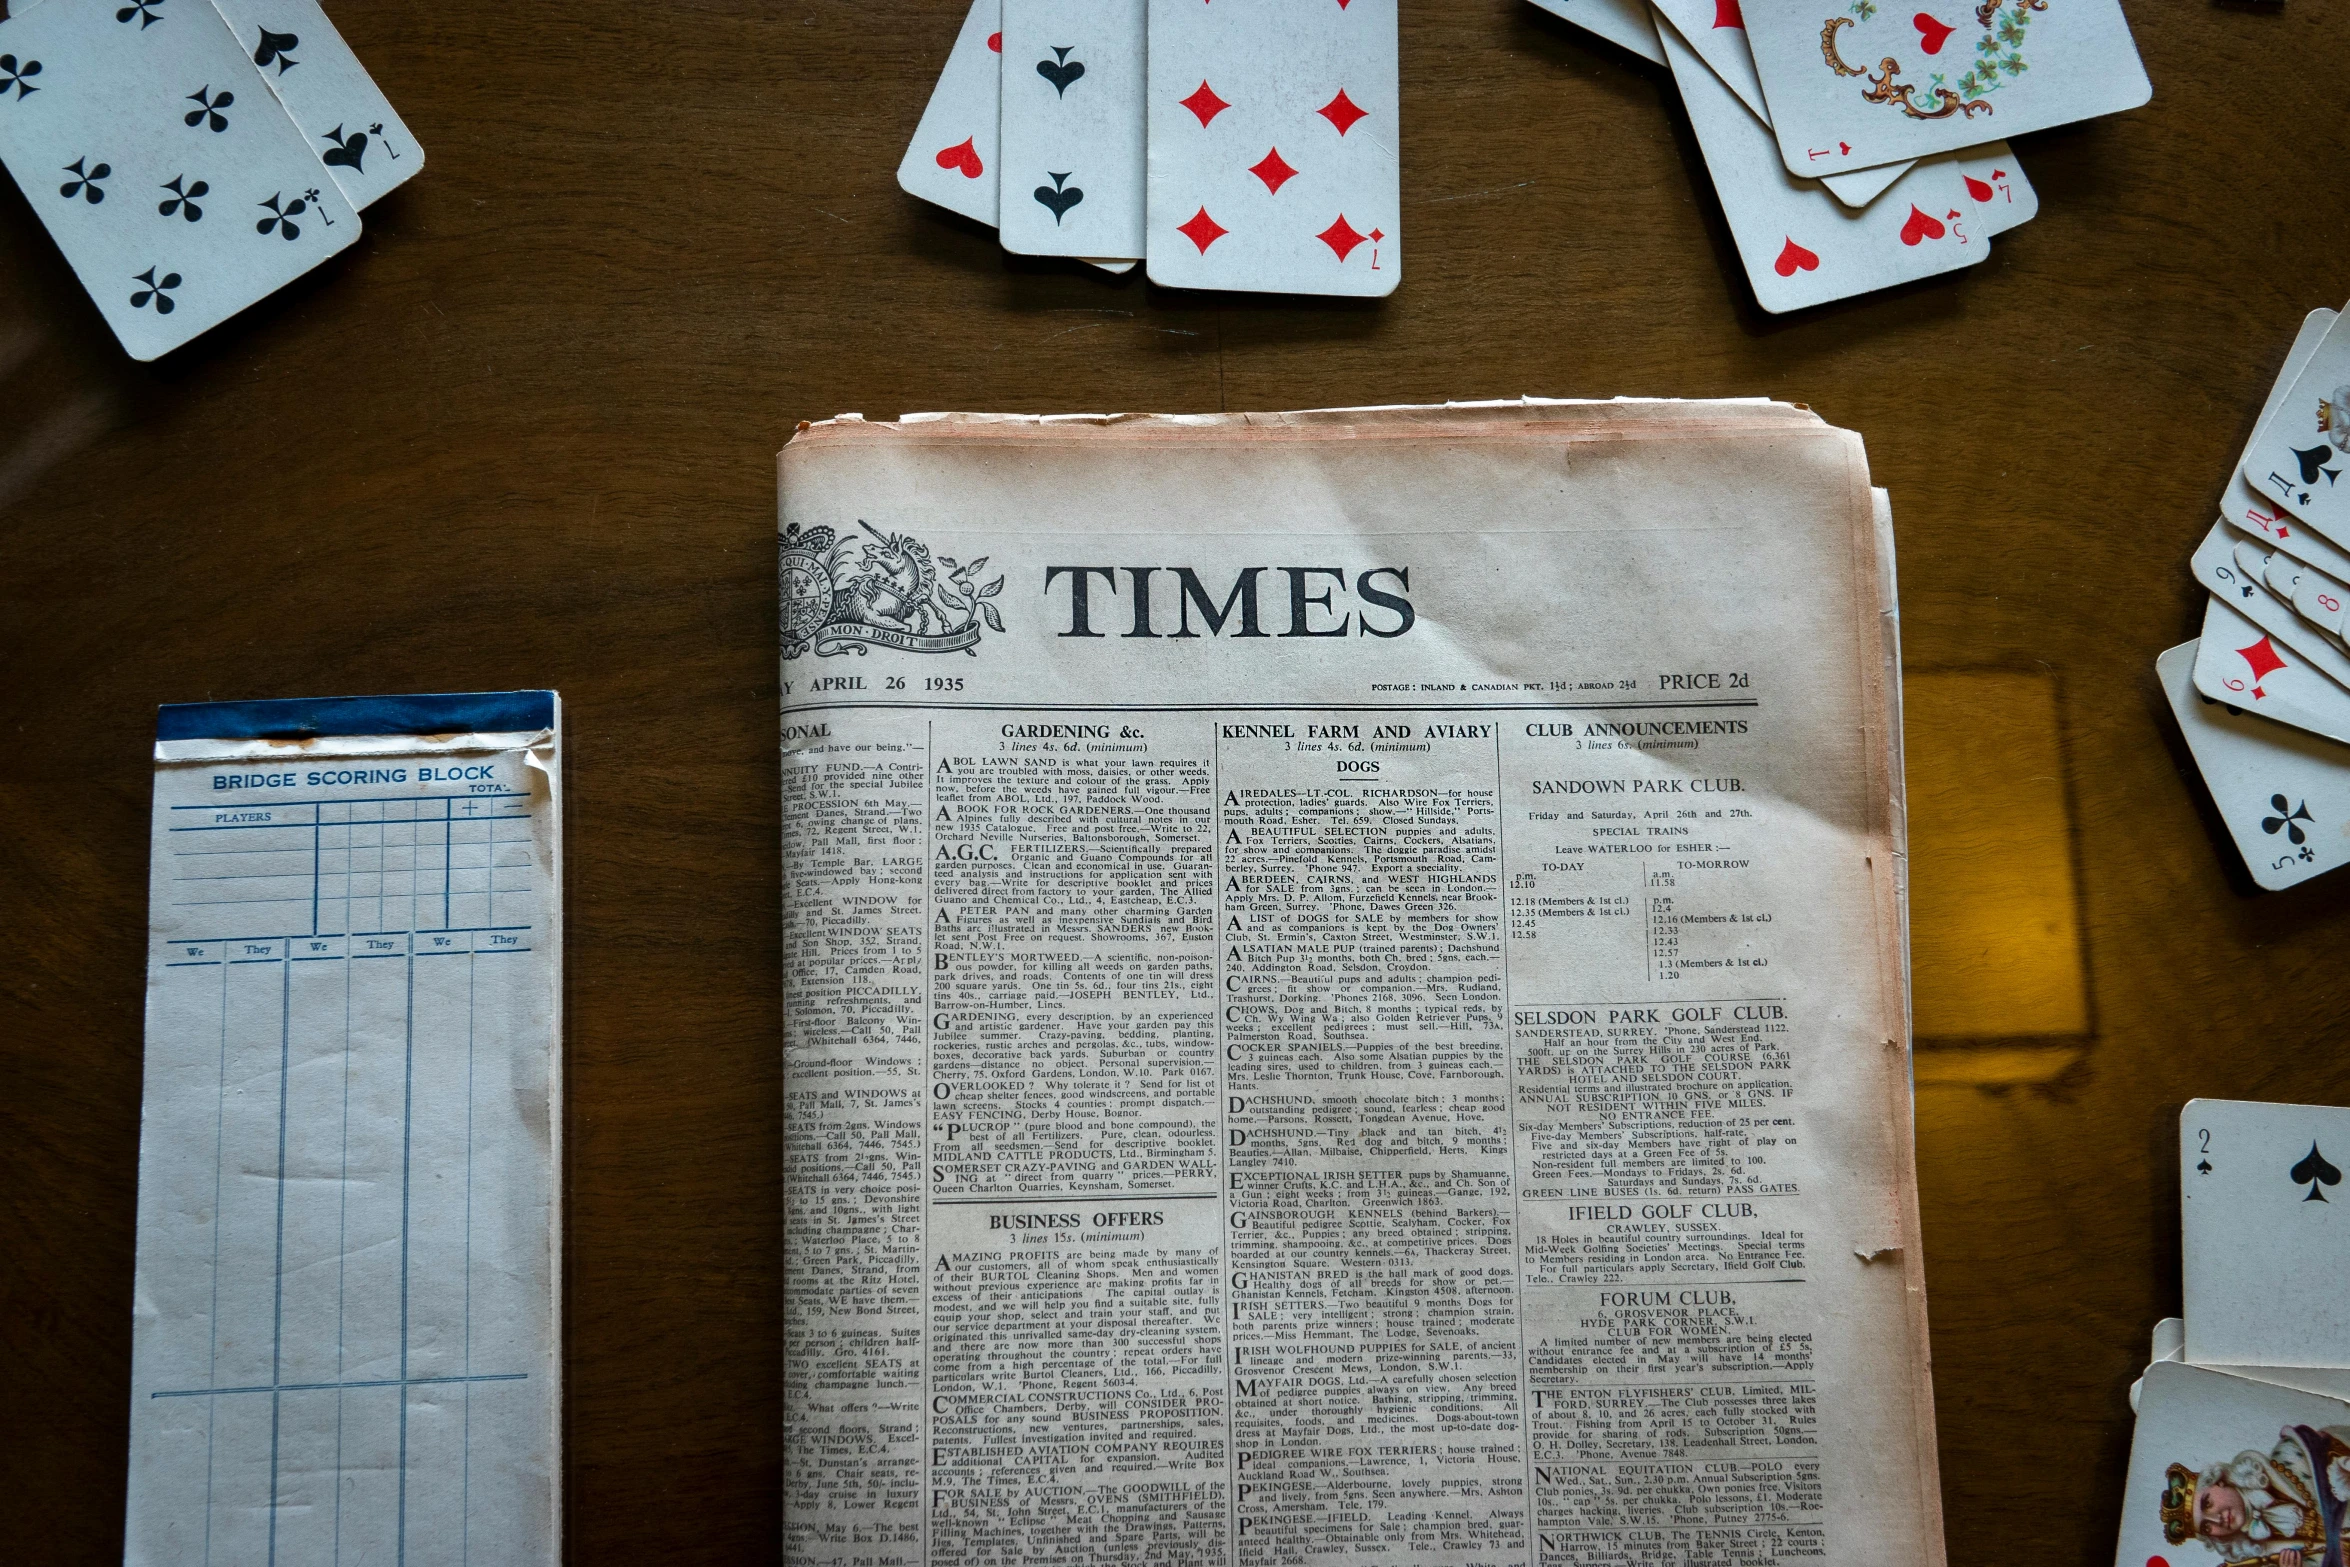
[1146,0,1399,297]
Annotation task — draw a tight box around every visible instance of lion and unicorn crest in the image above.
[779,520,1006,660]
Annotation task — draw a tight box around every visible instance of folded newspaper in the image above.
[779,400,1937,1566]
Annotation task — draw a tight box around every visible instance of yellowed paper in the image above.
[781,402,1937,1566]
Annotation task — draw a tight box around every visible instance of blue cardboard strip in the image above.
[157,691,556,742]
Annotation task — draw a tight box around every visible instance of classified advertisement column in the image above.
[1501,709,1828,1567]
[1217,716,1528,1566]
[921,712,1227,1565]
[784,717,932,1567]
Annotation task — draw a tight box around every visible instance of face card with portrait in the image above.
[2121,1361,2350,1567]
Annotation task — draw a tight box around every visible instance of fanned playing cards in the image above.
[1525,0,2159,313]
[0,0,423,360]
[897,0,1399,296]
[2112,1101,2350,1564]
[2164,300,2350,892]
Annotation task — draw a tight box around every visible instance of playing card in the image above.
[206,0,420,208]
[894,0,1134,274]
[1651,0,1773,118]
[2191,523,2350,698]
[1743,0,2151,179]
[2195,596,2350,747]
[1649,0,1909,203]
[2158,639,2350,893]
[2228,310,2342,553]
[2118,1361,2350,1567]
[1522,0,1665,65]
[2246,310,2350,538]
[899,0,1005,227]
[0,0,362,360]
[1819,158,1908,208]
[2244,541,2350,648]
[998,0,1144,259]
[2131,1324,2350,1416]
[2128,1317,2187,1414]
[2184,1099,2350,1368]
[1146,0,1400,296]
[1662,23,1989,313]
[1953,143,2035,235]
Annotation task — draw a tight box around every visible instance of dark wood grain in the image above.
[1,2,2343,1561]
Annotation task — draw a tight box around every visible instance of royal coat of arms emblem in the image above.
[779,520,1005,660]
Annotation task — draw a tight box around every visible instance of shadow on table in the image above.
[1905,666,2098,1088]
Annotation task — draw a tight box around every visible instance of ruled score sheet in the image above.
[127,692,562,1566]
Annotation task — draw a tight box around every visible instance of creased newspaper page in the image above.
[130,692,562,1566]
[780,402,1935,1567]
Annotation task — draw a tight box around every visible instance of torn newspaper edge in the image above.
[127,691,562,1566]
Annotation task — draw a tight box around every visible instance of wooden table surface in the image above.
[3,1,2345,1560]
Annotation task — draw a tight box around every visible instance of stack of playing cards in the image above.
[2162,302,2350,892]
[1532,0,2155,312]
[2119,1101,2350,1567]
[897,0,1398,297]
[0,0,422,361]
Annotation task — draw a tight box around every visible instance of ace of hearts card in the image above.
[1742,0,2150,179]
[1146,0,1400,297]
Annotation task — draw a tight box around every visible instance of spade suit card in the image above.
[2246,311,2350,539]
[2184,1099,2350,1369]
[2195,595,2350,749]
[2158,640,2350,893]
[1742,0,2150,179]
[0,0,361,360]
[1662,22,1992,313]
[2117,1361,2350,1567]
[998,0,1145,259]
[894,0,1135,273]
[206,0,422,209]
[1146,0,1400,297]
[2233,310,2347,560]
[1522,0,1665,65]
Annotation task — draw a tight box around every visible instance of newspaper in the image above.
[780,401,1937,1567]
